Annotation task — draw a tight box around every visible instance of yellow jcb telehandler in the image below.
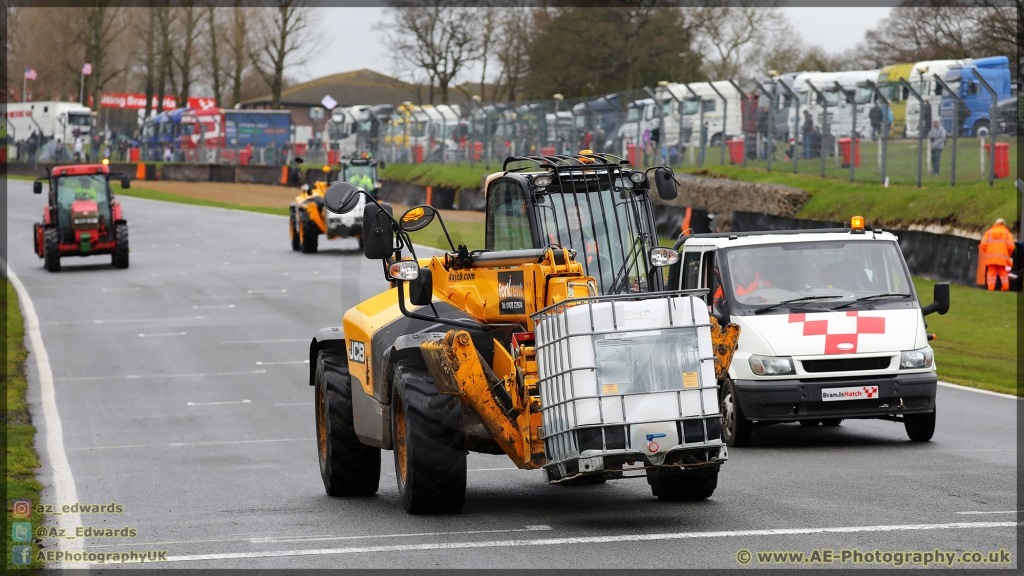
[308,152,740,513]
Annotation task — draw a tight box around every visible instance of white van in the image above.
[666,221,948,446]
[6,101,93,142]
[681,81,743,149]
[905,60,965,138]
[327,105,367,157]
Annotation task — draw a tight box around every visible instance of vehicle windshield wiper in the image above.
[831,293,912,310]
[752,295,845,315]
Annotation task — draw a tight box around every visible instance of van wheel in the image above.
[315,350,381,496]
[904,409,936,442]
[720,378,751,447]
[391,361,466,514]
[647,465,719,501]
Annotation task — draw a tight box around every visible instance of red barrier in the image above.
[984,142,1010,178]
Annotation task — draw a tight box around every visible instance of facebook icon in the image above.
[12,545,32,565]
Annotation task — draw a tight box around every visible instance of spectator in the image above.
[869,101,883,141]
[27,132,38,163]
[978,218,1015,291]
[593,125,605,154]
[956,99,972,135]
[928,119,946,176]
[808,126,822,158]
[73,136,84,162]
[921,99,932,137]
[163,144,173,162]
[118,138,129,161]
[802,111,814,158]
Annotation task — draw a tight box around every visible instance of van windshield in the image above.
[718,240,915,315]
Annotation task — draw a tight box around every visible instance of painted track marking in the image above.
[3,261,85,567]
[68,437,314,451]
[138,331,187,338]
[54,369,267,381]
[937,380,1020,401]
[256,360,308,365]
[221,338,307,344]
[187,399,251,406]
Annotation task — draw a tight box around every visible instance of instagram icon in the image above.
[12,499,32,518]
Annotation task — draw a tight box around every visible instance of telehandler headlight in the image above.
[533,175,552,188]
[649,247,680,267]
[748,355,795,376]
[629,171,646,184]
[389,260,419,281]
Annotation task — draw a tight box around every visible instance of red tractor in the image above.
[33,164,131,272]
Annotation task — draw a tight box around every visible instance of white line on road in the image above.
[68,437,314,451]
[957,510,1021,515]
[41,315,205,326]
[165,521,1019,563]
[101,286,140,292]
[247,289,289,294]
[938,380,1020,401]
[54,369,267,381]
[138,331,187,338]
[256,360,309,365]
[3,262,85,567]
[187,399,251,406]
[251,525,554,544]
[193,304,235,309]
[221,338,308,344]
[274,402,313,406]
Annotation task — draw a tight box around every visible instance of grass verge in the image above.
[912,277,1017,395]
[111,184,289,217]
[380,163,489,191]
[5,280,45,570]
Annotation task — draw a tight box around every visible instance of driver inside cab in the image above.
[714,252,772,306]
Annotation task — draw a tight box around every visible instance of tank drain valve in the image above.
[646,433,667,453]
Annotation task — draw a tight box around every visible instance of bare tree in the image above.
[476,7,499,102]
[155,4,177,113]
[172,1,202,106]
[691,1,790,80]
[492,7,531,103]
[144,8,158,118]
[68,2,130,110]
[380,2,481,104]
[249,0,319,109]
[206,6,223,106]
[225,1,251,107]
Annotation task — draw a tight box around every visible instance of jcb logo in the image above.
[349,340,365,364]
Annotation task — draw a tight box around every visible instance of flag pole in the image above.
[79,72,84,104]
[23,75,27,102]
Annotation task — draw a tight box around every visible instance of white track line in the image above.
[138,331,187,338]
[3,262,85,568]
[41,315,204,326]
[937,380,1019,400]
[256,360,309,365]
[221,338,308,344]
[957,510,1021,515]
[165,521,1018,563]
[274,402,313,406]
[187,399,251,406]
[68,437,314,451]
[54,369,267,382]
[193,304,235,309]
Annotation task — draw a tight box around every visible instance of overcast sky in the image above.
[297,6,893,84]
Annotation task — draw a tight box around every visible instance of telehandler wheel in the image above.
[315,350,381,496]
[647,464,720,501]
[720,378,751,447]
[391,361,467,514]
[289,214,301,251]
[111,223,129,269]
[301,220,319,253]
[43,228,61,272]
[904,409,936,442]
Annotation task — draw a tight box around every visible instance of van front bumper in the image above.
[733,372,937,421]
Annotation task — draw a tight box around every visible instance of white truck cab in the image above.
[666,221,949,446]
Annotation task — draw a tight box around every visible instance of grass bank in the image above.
[112,184,289,217]
[380,163,489,191]
[5,280,45,571]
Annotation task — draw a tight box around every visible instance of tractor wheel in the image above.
[301,220,319,253]
[43,227,61,272]
[647,464,720,501]
[904,409,936,442]
[289,214,301,251]
[111,223,129,269]
[391,361,466,514]
[315,349,381,496]
[33,223,40,257]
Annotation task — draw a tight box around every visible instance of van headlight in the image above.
[748,355,795,376]
[900,347,933,369]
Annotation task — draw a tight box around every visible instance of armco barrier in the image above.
[209,165,234,182]
[161,164,211,182]
[234,165,283,185]
[730,211,980,287]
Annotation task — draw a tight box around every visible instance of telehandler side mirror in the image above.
[33,181,42,194]
[653,167,678,201]
[921,282,949,316]
[324,181,360,214]
[399,206,435,232]
[362,201,394,260]
[121,176,131,189]
[408,267,433,306]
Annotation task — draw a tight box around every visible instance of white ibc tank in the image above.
[535,295,718,461]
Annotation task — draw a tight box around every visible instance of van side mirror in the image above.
[33,181,42,194]
[653,167,678,201]
[921,282,949,316]
[408,267,433,306]
[121,176,131,189]
[362,201,394,260]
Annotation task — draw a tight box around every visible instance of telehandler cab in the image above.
[309,152,740,513]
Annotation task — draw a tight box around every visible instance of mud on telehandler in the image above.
[308,152,740,513]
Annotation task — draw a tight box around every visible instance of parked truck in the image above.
[6,101,93,144]
[939,56,1012,137]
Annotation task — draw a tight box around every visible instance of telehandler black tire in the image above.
[720,378,751,447]
[289,214,301,251]
[301,220,319,253]
[391,361,466,514]
[315,350,381,496]
[111,223,129,269]
[44,227,61,272]
[647,464,719,501]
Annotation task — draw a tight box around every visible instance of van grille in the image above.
[802,357,891,373]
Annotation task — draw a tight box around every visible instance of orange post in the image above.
[136,163,145,180]
[281,166,289,185]
[425,186,433,206]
